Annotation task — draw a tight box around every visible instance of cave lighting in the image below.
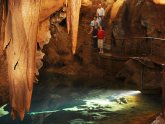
[153,0,165,5]
[63,90,141,112]
[83,90,141,107]
[84,99,111,107]
[29,110,59,115]
[0,104,9,117]
[118,90,141,97]
[20,90,141,116]
[110,0,125,23]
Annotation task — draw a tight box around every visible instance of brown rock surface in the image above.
[110,0,165,56]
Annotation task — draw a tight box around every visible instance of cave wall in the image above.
[41,0,115,78]
[0,0,164,120]
[0,0,82,120]
[110,0,165,56]
[0,0,9,107]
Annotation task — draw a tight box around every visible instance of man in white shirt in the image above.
[96,3,105,23]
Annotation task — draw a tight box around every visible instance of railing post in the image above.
[123,39,126,56]
[141,64,144,91]
[150,38,153,56]
[161,64,165,118]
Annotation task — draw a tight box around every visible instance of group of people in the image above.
[89,3,105,54]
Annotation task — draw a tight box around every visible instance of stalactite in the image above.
[0,0,6,54]
[4,0,41,120]
[67,0,81,54]
[110,0,125,24]
[71,0,81,54]
[66,0,71,34]
[153,0,165,4]
[39,0,65,22]
[2,0,81,120]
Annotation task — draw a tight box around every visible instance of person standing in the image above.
[97,26,105,53]
[89,16,99,49]
[89,16,100,29]
[96,3,105,25]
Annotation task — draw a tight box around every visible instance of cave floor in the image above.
[0,77,162,124]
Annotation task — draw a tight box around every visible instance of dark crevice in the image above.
[59,18,67,27]
[4,39,11,50]
[14,61,18,70]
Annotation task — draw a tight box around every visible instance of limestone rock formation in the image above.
[0,0,164,121]
[116,59,162,89]
[110,0,165,56]
[66,0,82,54]
[0,0,82,120]
[3,0,41,120]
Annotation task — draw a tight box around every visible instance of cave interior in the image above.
[0,0,165,124]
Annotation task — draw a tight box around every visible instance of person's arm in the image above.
[88,26,93,34]
[88,21,93,34]
[97,31,99,37]
[102,8,105,18]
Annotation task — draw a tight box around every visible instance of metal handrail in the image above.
[114,37,165,41]
[109,37,165,116]
[110,36,165,57]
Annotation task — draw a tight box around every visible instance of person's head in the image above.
[98,3,102,8]
[93,16,97,21]
[99,26,103,30]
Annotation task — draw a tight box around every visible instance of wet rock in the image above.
[110,0,165,56]
[119,97,127,104]
[152,115,165,124]
[116,59,161,89]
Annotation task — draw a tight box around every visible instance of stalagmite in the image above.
[67,0,81,54]
[110,0,125,23]
[3,0,41,120]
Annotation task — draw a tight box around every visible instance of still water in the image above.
[0,77,162,124]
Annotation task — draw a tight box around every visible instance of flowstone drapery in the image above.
[2,0,82,120]
[4,0,41,120]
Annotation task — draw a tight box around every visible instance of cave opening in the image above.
[0,0,165,124]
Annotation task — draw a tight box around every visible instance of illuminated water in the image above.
[0,77,162,124]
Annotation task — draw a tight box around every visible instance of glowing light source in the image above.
[29,110,59,115]
[153,0,165,5]
[118,91,141,97]
[26,90,141,118]
[110,0,125,23]
[0,104,9,117]
[85,99,110,106]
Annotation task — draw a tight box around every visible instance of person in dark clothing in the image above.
[88,16,99,49]
[92,25,98,48]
